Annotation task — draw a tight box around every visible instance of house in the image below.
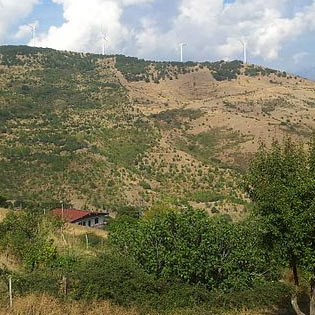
[52,208,109,227]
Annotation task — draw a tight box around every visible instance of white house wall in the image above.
[77,215,106,227]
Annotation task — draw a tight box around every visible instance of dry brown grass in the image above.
[0,294,281,315]
[0,208,9,222]
[64,223,108,239]
[0,295,139,315]
[0,253,20,272]
[221,309,271,315]
[51,223,108,258]
[170,308,271,315]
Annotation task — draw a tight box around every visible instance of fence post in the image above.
[61,232,67,245]
[85,234,89,250]
[62,276,67,296]
[9,276,12,308]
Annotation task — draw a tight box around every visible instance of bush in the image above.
[190,190,224,203]
[140,181,151,190]
[115,205,142,219]
[12,271,61,297]
[0,195,8,208]
[68,251,157,306]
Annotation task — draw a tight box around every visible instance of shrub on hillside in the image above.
[0,195,8,208]
[68,251,157,305]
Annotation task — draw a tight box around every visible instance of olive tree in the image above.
[244,137,315,315]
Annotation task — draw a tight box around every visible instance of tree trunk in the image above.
[291,256,306,315]
[291,293,306,315]
[292,259,299,287]
[310,278,315,315]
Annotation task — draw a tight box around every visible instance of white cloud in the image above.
[4,0,315,67]
[15,21,39,40]
[177,0,223,25]
[34,0,154,54]
[134,18,159,56]
[0,0,39,41]
[293,52,310,64]
[121,0,153,5]
[131,0,315,62]
[36,0,124,52]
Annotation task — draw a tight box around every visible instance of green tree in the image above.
[110,208,278,290]
[0,211,59,270]
[243,137,315,315]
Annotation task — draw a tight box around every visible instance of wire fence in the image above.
[0,273,68,308]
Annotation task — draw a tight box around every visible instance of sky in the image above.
[1,0,315,79]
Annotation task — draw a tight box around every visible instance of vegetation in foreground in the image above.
[243,137,315,315]
[0,136,314,314]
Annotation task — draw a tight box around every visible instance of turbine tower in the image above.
[28,24,36,47]
[100,26,108,56]
[101,32,108,56]
[240,39,247,64]
[179,43,187,62]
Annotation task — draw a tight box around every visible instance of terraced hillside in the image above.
[0,46,314,216]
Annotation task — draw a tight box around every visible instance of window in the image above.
[95,217,99,225]
[88,220,91,227]
[83,221,86,226]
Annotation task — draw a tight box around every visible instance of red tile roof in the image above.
[52,208,104,223]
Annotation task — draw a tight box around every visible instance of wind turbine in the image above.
[179,43,187,62]
[28,24,36,47]
[100,26,108,56]
[240,38,247,64]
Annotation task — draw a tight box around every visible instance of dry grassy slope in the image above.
[127,66,315,158]
[1,47,314,216]
[105,64,315,216]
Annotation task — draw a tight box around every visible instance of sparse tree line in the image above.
[115,56,244,83]
[0,46,293,86]
[115,56,290,84]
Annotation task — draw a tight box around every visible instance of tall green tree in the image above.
[244,137,315,315]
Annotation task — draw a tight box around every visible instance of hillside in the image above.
[0,45,314,216]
